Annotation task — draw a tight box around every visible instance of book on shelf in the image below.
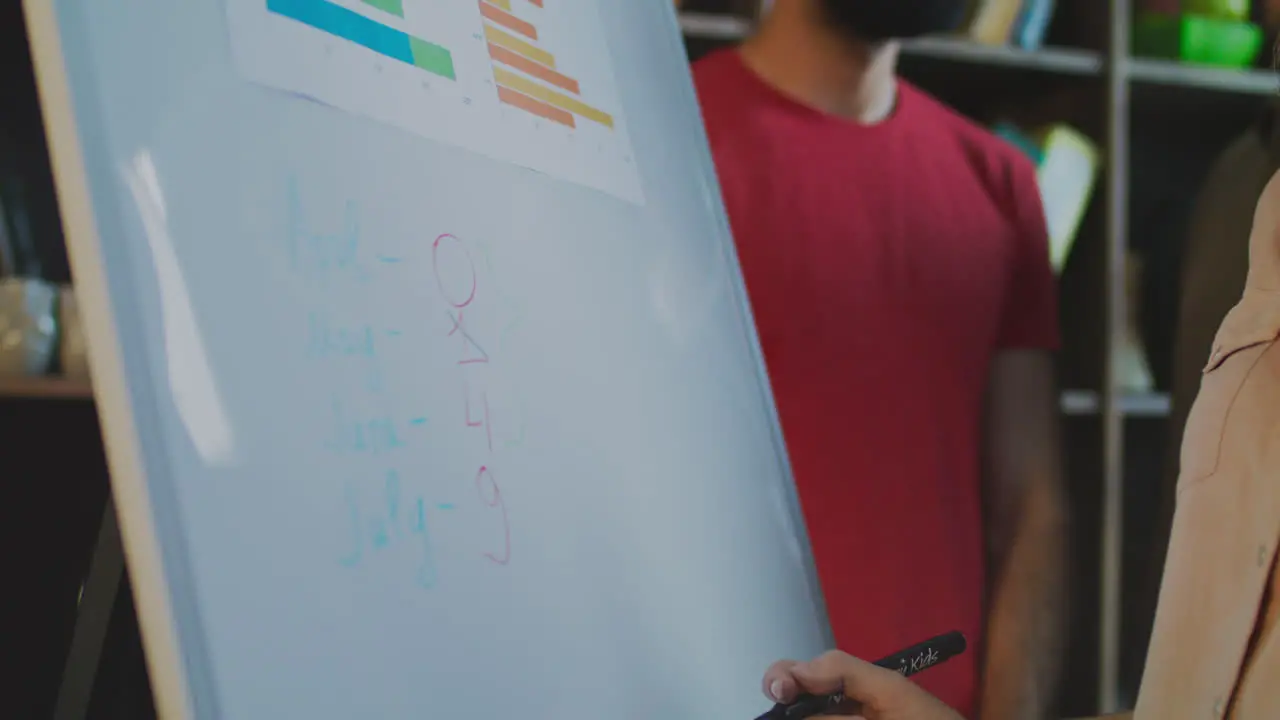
[964,0,1056,50]
[993,121,1099,276]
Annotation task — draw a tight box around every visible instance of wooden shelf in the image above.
[677,12,1278,97]
[1127,58,1278,96]
[677,11,751,40]
[677,14,1103,75]
[0,375,93,400]
[901,37,1102,75]
[1060,389,1171,418]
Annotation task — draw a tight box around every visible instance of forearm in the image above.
[979,482,1068,720]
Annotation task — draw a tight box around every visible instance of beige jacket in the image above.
[1132,170,1280,719]
[1142,113,1277,673]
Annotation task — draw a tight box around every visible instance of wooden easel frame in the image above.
[23,2,194,716]
[53,498,125,720]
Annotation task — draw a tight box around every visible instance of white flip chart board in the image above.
[24,0,832,717]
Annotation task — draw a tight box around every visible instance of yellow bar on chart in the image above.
[493,67,613,128]
[485,0,512,8]
[483,24,555,68]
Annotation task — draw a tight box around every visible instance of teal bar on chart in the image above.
[266,0,456,79]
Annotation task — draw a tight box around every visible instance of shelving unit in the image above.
[1129,56,1278,94]
[0,375,92,400]
[679,10,1277,92]
[679,3,1273,716]
[902,35,1105,72]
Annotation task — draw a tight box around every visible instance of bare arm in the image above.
[978,349,1068,720]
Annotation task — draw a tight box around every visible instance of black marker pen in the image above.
[755,631,967,720]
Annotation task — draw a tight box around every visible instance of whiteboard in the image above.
[24,0,831,717]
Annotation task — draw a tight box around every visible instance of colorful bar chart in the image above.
[267,0,455,80]
[479,0,614,130]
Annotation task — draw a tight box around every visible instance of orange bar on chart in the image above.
[526,0,543,6]
[488,43,580,94]
[479,1,537,40]
[483,24,555,68]
[497,85,576,128]
[494,67,613,128]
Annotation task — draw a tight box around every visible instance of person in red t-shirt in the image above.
[692,2,1066,718]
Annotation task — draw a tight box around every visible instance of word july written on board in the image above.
[286,179,514,588]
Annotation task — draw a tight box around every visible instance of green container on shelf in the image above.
[1182,0,1250,22]
[1133,12,1264,68]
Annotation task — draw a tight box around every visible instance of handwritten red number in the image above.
[462,380,493,451]
[432,233,477,308]
[475,465,510,565]
[435,233,511,568]
[446,309,490,364]
[434,234,489,364]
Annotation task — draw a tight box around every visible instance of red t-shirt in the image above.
[693,50,1059,718]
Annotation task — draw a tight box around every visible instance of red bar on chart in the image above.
[496,85,576,128]
[487,43,580,94]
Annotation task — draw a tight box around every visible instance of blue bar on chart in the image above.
[266,0,456,79]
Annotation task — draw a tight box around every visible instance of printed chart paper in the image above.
[226,0,644,204]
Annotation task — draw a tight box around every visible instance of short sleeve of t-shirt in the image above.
[995,154,1061,351]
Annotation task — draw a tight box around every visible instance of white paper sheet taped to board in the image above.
[225,0,645,205]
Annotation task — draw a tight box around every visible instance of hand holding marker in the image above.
[756,631,968,719]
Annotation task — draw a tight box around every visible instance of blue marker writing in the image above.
[286,178,368,284]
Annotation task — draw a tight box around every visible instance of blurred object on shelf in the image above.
[959,0,1058,49]
[0,183,12,277]
[1119,254,1156,393]
[59,284,88,381]
[2,26,72,285]
[993,121,1099,274]
[0,122,57,379]
[1012,0,1056,50]
[967,0,1026,45]
[1264,0,1280,29]
[1134,12,1264,68]
[995,122,1046,161]
[1036,125,1100,273]
[0,128,44,280]
[0,276,57,377]
[1184,0,1251,22]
